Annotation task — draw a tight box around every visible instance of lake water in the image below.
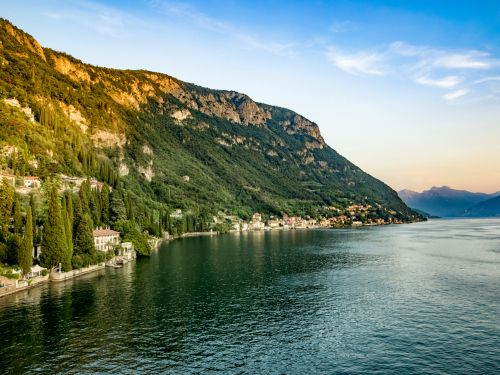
[1,219,500,374]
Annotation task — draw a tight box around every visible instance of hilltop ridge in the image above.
[0,18,420,220]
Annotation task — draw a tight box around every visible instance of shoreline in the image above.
[0,255,136,299]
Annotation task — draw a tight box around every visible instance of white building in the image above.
[93,228,120,251]
[24,176,41,188]
[0,172,16,186]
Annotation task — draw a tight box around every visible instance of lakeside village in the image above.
[0,144,422,297]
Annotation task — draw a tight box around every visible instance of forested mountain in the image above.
[0,19,419,220]
[463,196,500,217]
[399,187,500,217]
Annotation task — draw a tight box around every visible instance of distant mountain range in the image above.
[398,186,500,217]
[463,196,500,217]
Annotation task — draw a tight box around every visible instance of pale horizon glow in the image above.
[3,0,500,194]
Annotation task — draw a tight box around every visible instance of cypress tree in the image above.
[167,211,172,235]
[29,194,37,237]
[40,186,67,273]
[66,191,73,225]
[62,207,73,272]
[0,177,14,236]
[11,149,17,173]
[19,207,33,277]
[13,196,22,234]
[89,192,99,227]
[158,208,163,238]
[73,196,83,237]
[79,181,89,215]
[73,214,96,264]
[6,234,22,266]
[101,184,110,224]
[109,191,126,225]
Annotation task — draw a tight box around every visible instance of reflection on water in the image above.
[1,219,500,374]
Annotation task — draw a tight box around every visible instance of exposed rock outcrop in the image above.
[5,23,46,61]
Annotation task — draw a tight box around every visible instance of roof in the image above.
[93,229,120,237]
[0,172,15,177]
[25,176,40,180]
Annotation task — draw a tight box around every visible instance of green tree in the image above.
[73,196,83,237]
[19,207,33,277]
[66,191,73,226]
[11,149,17,174]
[109,191,126,225]
[62,205,73,271]
[29,193,37,238]
[6,234,22,265]
[40,186,67,273]
[158,208,163,238]
[13,195,22,234]
[89,192,100,227]
[79,181,89,215]
[0,177,14,236]
[113,219,133,237]
[101,184,110,225]
[0,243,7,263]
[73,214,96,264]
[123,228,150,256]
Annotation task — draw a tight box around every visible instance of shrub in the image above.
[123,228,151,256]
[3,273,19,280]
[41,269,48,276]
[72,255,83,269]
[80,254,90,268]
[96,250,106,263]
[0,243,7,263]
[106,249,114,261]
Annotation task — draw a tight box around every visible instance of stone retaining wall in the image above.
[49,264,105,282]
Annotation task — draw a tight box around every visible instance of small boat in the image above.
[105,264,122,269]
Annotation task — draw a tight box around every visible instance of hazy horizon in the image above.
[3,0,500,193]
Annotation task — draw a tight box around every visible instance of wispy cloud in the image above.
[325,49,386,75]
[330,21,356,33]
[44,1,136,38]
[474,76,500,84]
[327,40,500,100]
[149,0,296,57]
[415,76,462,88]
[443,89,469,101]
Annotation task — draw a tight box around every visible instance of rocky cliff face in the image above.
[43,47,325,146]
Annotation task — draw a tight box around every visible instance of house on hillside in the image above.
[93,228,120,251]
[1,145,18,157]
[90,181,104,191]
[24,176,41,188]
[0,172,16,186]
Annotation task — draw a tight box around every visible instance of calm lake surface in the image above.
[1,219,500,374]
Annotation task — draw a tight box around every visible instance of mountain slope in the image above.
[464,196,500,217]
[0,19,419,220]
[399,186,500,217]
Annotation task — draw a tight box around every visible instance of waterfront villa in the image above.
[93,228,120,251]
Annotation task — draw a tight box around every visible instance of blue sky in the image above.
[3,1,500,192]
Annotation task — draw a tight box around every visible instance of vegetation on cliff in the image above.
[0,18,422,233]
